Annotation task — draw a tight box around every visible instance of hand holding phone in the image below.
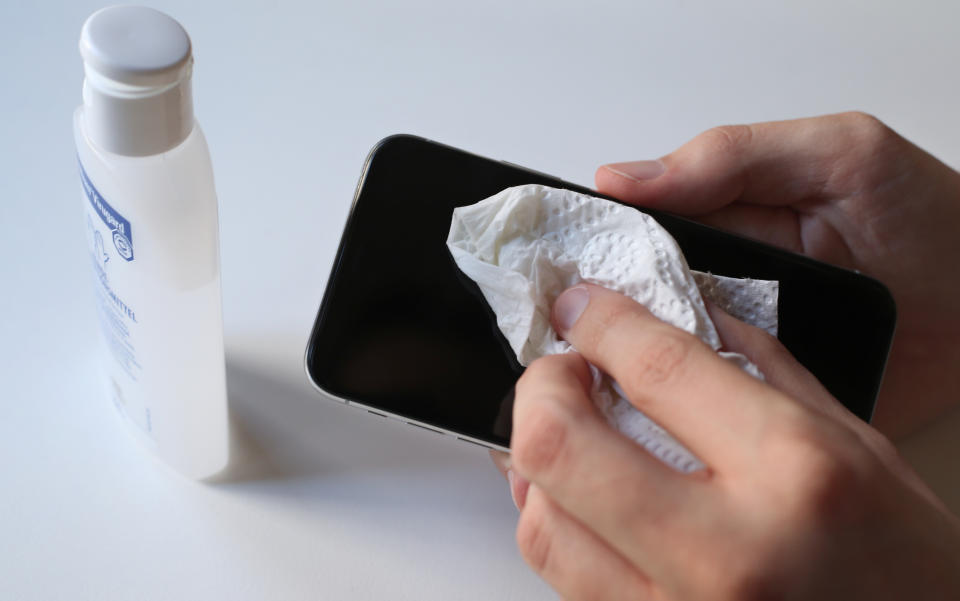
[496,113,960,601]
[595,112,960,439]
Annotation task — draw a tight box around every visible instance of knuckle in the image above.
[689,543,781,601]
[698,124,754,157]
[720,569,780,601]
[515,356,557,395]
[773,417,872,522]
[581,301,636,356]
[838,110,896,148]
[512,399,571,479]
[859,426,900,462]
[620,330,693,391]
[794,451,855,514]
[516,354,583,399]
[515,505,554,575]
[839,109,884,131]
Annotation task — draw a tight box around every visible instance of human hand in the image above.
[594,112,960,439]
[493,283,960,601]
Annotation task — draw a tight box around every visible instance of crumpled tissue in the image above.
[447,184,779,472]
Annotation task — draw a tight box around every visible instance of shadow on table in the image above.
[208,356,482,486]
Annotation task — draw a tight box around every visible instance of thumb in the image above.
[594,112,894,216]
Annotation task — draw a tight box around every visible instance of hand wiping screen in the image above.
[447,184,779,472]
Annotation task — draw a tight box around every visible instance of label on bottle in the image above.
[79,159,152,436]
[80,162,135,261]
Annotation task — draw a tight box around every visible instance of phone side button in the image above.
[366,409,387,418]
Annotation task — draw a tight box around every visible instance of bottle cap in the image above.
[79,6,195,156]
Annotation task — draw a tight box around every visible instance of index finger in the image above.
[552,283,801,473]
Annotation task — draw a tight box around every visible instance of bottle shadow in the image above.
[208,355,491,487]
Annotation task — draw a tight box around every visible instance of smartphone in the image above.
[305,134,896,450]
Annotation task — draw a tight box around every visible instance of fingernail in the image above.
[554,286,590,333]
[603,160,665,182]
[508,469,530,511]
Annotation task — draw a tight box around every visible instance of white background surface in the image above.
[2,1,960,599]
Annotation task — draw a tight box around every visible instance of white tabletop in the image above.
[3,1,959,599]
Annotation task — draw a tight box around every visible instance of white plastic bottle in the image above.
[74,6,228,478]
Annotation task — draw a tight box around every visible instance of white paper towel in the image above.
[447,184,779,472]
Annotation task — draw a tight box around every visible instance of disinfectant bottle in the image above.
[74,6,228,478]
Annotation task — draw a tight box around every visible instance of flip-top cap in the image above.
[80,5,191,87]
[79,6,195,156]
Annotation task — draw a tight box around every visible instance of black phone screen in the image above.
[306,135,895,448]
